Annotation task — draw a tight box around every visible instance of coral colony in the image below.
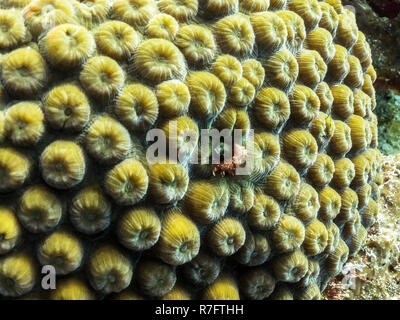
[0,0,381,300]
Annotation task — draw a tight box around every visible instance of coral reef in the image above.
[341,0,400,156]
[375,89,400,155]
[0,0,381,300]
[323,154,400,300]
[342,0,400,82]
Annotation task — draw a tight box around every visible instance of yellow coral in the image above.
[134,38,186,84]
[95,20,140,61]
[112,0,158,29]
[0,148,31,192]
[175,24,216,67]
[115,83,159,132]
[5,102,44,146]
[214,14,255,58]
[0,0,381,301]
[18,185,62,233]
[157,208,200,265]
[2,47,48,98]
[40,141,86,190]
[105,158,148,206]
[0,208,21,255]
[43,84,90,132]
[0,10,27,51]
[80,55,125,102]
[40,23,95,69]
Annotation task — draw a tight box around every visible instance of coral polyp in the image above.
[40,23,95,70]
[296,50,327,88]
[43,84,91,132]
[271,214,305,253]
[305,28,335,63]
[95,20,140,61]
[85,115,132,164]
[175,24,216,67]
[201,275,239,300]
[146,14,179,41]
[17,185,62,233]
[0,208,21,255]
[157,0,198,22]
[135,258,176,297]
[0,253,36,297]
[0,148,31,192]
[277,10,306,53]
[239,268,275,300]
[23,0,78,39]
[40,141,86,190]
[4,102,44,146]
[1,47,48,99]
[79,55,125,102]
[250,11,288,53]
[104,158,148,206]
[50,278,93,300]
[211,54,242,88]
[0,10,27,51]
[115,83,159,132]
[69,185,111,235]
[87,245,133,294]
[117,207,161,251]
[242,58,265,90]
[112,0,159,30]
[264,49,299,90]
[156,208,200,265]
[148,161,189,204]
[248,193,281,231]
[0,0,381,301]
[214,14,255,57]
[253,87,291,130]
[37,231,83,275]
[185,71,226,120]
